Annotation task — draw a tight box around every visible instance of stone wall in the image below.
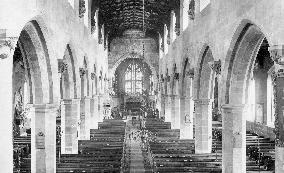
[159,0,284,103]
[108,29,159,76]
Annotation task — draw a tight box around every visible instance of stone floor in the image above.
[124,117,146,173]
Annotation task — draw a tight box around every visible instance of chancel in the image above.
[0,0,284,173]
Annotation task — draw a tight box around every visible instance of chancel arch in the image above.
[111,57,154,113]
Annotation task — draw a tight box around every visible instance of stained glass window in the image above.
[124,61,143,94]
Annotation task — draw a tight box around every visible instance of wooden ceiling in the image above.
[92,0,180,42]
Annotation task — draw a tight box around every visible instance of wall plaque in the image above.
[36,131,45,149]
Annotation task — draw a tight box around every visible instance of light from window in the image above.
[124,62,143,94]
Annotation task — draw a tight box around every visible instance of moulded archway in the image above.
[13,20,56,173]
[179,58,195,139]
[222,21,267,173]
[110,53,158,83]
[60,44,78,99]
[194,45,215,154]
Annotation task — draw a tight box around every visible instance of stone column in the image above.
[221,104,247,173]
[30,104,57,173]
[194,98,213,153]
[165,95,172,123]
[171,95,181,129]
[0,36,16,173]
[80,98,91,140]
[160,94,166,119]
[61,99,80,154]
[98,95,103,122]
[90,97,97,129]
[269,45,284,173]
[93,96,99,128]
[180,97,194,139]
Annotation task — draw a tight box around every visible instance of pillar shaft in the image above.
[272,67,284,173]
[222,104,247,173]
[165,95,172,123]
[61,99,80,154]
[180,97,194,139]
[30,104,57,173]
[269,45,284,173]
[194,99,212,153]
[80,98,91,140]
[90,97,99,129]
[171,95,181,129]
[160,94,165,119]
[98,95,103,122]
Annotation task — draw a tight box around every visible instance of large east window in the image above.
[125,61,143,94]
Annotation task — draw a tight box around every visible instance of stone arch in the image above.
[61,44,78,99]
[181,58,191,97]
[171,63,179,95]
[110,53,157,81]
[196,45,215,100]
[193,45,216,154]
[165,68,169,95]
[12,19,57,173]
[224,22,265,105]
[17,20,53,104]
[111,53,158,94]
[92,63,98,96]
[221,21,267,172]
[80,56,90,97]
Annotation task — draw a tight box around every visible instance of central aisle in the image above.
[125,117,146,173]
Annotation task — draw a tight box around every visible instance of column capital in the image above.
[0,36,18,60]
[79,0,86,18]
[270,65,284,79]
[194,98,213,105]
[269,44,284,65]
[188,0,195,20]
[221,104,249,113]
[79,67,86,78]
[28,103,58,114]
[58,59,68,74]
[208,59,221,75]
[170,95,180,99]
[61,98,81,105]
[82,97,92,100]
[91,72,96,80]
